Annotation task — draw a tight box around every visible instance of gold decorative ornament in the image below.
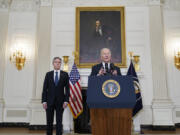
[128,52,140,72]
[128,51,133,59]
[102,80,120,98]
[63,56,69,72]
[174,51,180,70]
[133,55,140,72]
[10,50,26,70]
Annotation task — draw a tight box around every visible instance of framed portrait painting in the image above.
[75,7,126,68]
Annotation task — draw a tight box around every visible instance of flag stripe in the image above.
[70,82,82,106]
[70,92,81,113]
[69,94,79,114]
[69,92,81,115]
[74,84,83,106]
[69,89,81,112]
[69,98,77,115]
[70,82,82,103]
[76,81,83,99]
[70,83,83,110]
[75,83,82,101]
[71,85,81,106]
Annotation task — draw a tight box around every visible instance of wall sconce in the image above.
[174,51,180,70]
[63,56,69,72]
[133,55,140,71]
[9,39,30,71]
[10,49,26,70]
[128,52,140,72]
[173,38,180,70]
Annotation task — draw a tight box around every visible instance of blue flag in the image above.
[127,60,143,116]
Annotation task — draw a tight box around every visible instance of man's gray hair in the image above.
[52,57,62,63]
[100,48,111,56]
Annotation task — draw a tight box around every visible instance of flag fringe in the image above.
[68,104,83,119]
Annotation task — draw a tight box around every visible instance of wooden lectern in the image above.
[87,76,136,135]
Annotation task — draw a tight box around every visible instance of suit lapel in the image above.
[51,71,55,85]
[57,71,63,86]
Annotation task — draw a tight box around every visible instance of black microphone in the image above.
[110,63,115,70]
[110,63,115,75]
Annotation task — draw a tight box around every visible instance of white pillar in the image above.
[0,3,10,122]
[149,1,174,126]
[29,3,52,125]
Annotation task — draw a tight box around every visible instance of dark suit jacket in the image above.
[90,63,121,76]
[42,70,70,105]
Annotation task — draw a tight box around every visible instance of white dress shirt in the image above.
[102,62,110,69]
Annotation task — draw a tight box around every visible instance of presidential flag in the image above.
[69,63,83,118]
[127,60,143,116]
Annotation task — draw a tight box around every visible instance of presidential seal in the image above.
[102,80,120,98]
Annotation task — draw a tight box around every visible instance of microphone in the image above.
[110,63,115,70]
[110,63,115,75]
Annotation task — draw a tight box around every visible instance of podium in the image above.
[87,75,136,135]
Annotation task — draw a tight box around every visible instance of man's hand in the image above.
[43,102,47,110]
[97,68,105,76]
[112,70,118,76]
[63,102,68,109]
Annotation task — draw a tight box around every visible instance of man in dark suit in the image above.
[90,48,121,76]
[42,57,70,135]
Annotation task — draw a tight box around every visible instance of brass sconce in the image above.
[174,51,180,70]
[10,50,26,70]
[133,55,140,71]
[63,56,69,72]
[128,52,140,72]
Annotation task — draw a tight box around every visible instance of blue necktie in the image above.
[55,71,58,86]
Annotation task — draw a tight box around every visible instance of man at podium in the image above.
[90,48,121,76]
[87,48,135,135]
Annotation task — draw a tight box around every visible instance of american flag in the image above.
[68,63,83,118]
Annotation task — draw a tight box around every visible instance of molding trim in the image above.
[10,0,40,12]
[0,99,4,122]
[0,123,177,132]
[52,0,150,7]
[40,0,51,7]
[148,0,161,5]
[52,0,178,7]
[141,125,176,131]
[152,99,174,126]
[162,0,180,11]
[0,0,11,9]
[175,123,180,128]
[0,122,29,128]
[52,0,180,9]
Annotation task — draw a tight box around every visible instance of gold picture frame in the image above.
[75,7,126,68]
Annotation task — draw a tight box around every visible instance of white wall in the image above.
[3,11,37,122]
[164,10,180,123]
